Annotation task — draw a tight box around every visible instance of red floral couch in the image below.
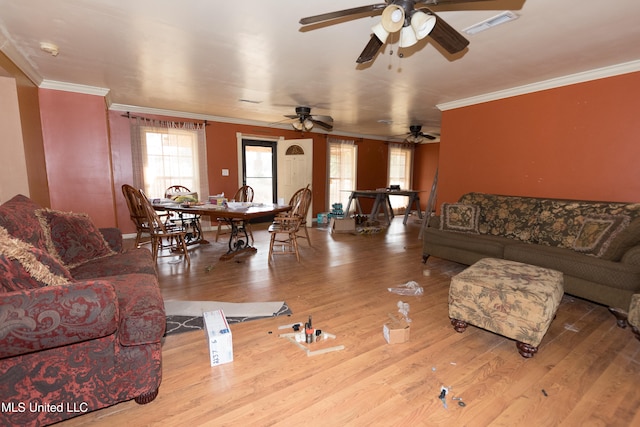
[0,195,165,426]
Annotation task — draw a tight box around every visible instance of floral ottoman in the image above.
[628,294,640,341]
[449,258,564,358]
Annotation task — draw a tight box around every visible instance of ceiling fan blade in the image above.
[427,10,469,54]
[300,4,386,25]
[311,115,333,123]
[356,34,384,64]
[417,0,495,5]
[284,114,299,119]
[311,119,333,131]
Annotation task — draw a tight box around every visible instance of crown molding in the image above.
[0,33,43,86]
[109,103,392,142]
[437,60,640,111]
[39,79,109,96]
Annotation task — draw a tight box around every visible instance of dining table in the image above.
[152,200,291,260]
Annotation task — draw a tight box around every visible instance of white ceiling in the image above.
[1,0,640,141]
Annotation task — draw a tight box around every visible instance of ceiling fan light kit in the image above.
[381,5,405,32]
[371,22,390,44]
[399,25,418,48]
[411,12,436,39]
[292,119,314,132]
[299,0,490,64]
[286,106,333,132]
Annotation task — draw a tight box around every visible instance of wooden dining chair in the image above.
[164,185,202,243]
[275,185,312,246]
[291,185,312,246]
[122,184,152,248]
[268,187,312,262]
[215,185,255,243]
[139,189,190,266]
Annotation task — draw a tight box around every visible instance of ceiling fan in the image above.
[403,125,439,143]
[285,106,334,132]
[299,0,492,63]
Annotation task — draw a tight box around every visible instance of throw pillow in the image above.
[36,208,116,268]
[573,214,631,258]
[440,203,480,234]
[0,226,72,291]
[599,217,640,261]
[0,194,48,251]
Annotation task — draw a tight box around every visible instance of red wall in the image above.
[37,71,639,231]
[413,143,440,212]
[39,89,115,227]
[437,71,640,207]
[107,113,390,232]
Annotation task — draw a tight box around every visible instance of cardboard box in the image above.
[329,217,355,233]
[383,317,411,344]
[204,309,233,366]
[208,196,228,206]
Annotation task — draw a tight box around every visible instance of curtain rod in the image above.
[121,112,209,126]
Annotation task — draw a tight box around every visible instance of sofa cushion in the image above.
[504,243,640,293]
[36,208,116,268]
[99,227,124,253]
[536,200,640,249]
[440,203,480,233]
[70,248,157,280]
[0,226,72,291]
[629,294,640,329]
[424,227,506,259]
[572,215,630,258]
[458,193,540,242]
[0,194,47,251]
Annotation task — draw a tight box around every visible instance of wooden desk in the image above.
[344,190,422,225]
[153,202,291,260]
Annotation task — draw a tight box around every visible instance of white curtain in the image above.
[387,143,414,211]
[130,117,209,201]
[327,137,357,210]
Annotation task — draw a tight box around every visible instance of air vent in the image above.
[463,11,518,35]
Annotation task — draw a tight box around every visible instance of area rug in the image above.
[164,300,292,336]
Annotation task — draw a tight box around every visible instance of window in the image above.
[387,144,414,211]
[131,118,209,200]
[328,139,357,210]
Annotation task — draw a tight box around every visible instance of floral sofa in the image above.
[0,194,165,426]
[423,192,640,327]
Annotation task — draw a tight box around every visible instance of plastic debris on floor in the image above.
[388,280,424,296]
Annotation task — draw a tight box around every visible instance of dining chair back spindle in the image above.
[268,186,312,262]
[287,185,312,246]
[164,185,202,243]
[140,189,191,266]
[215,185,255,243]
[122,184,152,248]
[122,185,190,266]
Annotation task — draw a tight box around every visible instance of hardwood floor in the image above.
[60,218,640,426]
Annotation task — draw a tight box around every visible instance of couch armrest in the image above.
[621,246,640,266]
[100,227,123,253]
[110,274,166,346]
[428,215,440,229]
[0,281,118,359]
